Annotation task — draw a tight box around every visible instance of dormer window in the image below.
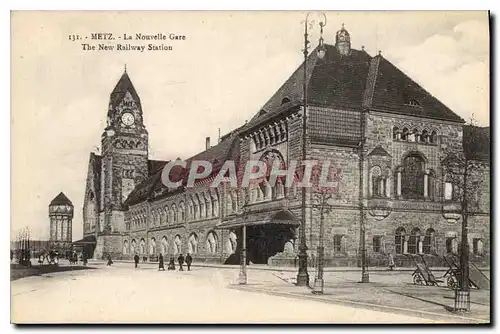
[401,128,409,141]
[258,109,267,117]
[406,98,421,107]
[430,130,438,144]
[393,126,400,140]
[281,97,291,105]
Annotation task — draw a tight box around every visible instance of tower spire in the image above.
[124,63,127,73]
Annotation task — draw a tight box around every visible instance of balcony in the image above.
[366,197,392,220]
[243,198,290,214]
[442,201,462,223]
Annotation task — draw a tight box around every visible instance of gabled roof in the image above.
[463,125,490,161]
[50,192,73,206]
[369,56,464,122]
[241,43,464,136]
[368,145,391,157]
[109,71,142,110]
[148,160,168,175]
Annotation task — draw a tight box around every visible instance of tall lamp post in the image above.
[297,12,327,287]
[359,107,370,283]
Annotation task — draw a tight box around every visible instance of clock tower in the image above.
[95,68,149,258]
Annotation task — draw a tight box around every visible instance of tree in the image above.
[309,162,342,294]
[441,122,489,311]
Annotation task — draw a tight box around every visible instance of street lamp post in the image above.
[359,109,370,283]
[297,12,327,287]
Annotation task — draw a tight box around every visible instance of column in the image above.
[397,171,402,197]
[386,177,391,197]
[239,225,247,285]
[403,235,409,254]
[419,236,425,254]
[424,173,429,198]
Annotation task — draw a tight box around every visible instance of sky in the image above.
[10,11,489,241]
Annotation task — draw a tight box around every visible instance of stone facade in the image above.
[82,26,490,266]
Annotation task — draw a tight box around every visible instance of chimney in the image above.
[205,137,210,150]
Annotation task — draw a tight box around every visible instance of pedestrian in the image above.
[168,256,175,270]
[10,250,13,262]
[158,253,165,271]
[82,253,88,266]
[134,254,140,268]
[107,254,113,266]
[388,253,395,271]
[185,253,193,271]
[177,253,185,271]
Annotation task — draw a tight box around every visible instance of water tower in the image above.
[49,192,74,252]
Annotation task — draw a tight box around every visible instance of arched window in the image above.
[427,170,436,199]
[187,200,193,221]
[179,201,186,221]
[171,204,177,222]
[123,240,129,255]
[174,235,182,255]
[409,228,421,254]
[473,238,484,256]
[226,231,237,254]
[161,236,168,255]
[230,190,237,213]
[164,207,169,224]
[150,238,156,255]
[140,239,146,254]
[402,153,425,199]
[393,126,400,140]
[131,239,137,254]
[193,195,199,220]
[259,181,271,200]
[444,174,454,201]
[89,190,95,200]
[423,228,435,254]
[205,194,212,217]
[401,128,409,141]
[206,231,218,254]
[369,166,386,197]
[276,179,285,199]
[151,210,157,227]
[421,130,429,143]
[430,130,438,144]
[408,128,419,142]
[199,194,206,218]
[395,227,406,254]
[188,233,198,254]
[212,194,219,217]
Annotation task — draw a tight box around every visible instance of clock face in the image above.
[121,112,135,126]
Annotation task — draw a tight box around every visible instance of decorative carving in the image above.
[442,202,461,223]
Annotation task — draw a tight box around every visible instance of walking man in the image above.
[158,253,165,271]
[107,254,113,266]
[388,253,395,271]
[177,253,185,271]
[185,253,193,271]
[134,253,140,268]
[168,256,175,270]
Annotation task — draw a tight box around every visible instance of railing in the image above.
[243,198,289,213]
